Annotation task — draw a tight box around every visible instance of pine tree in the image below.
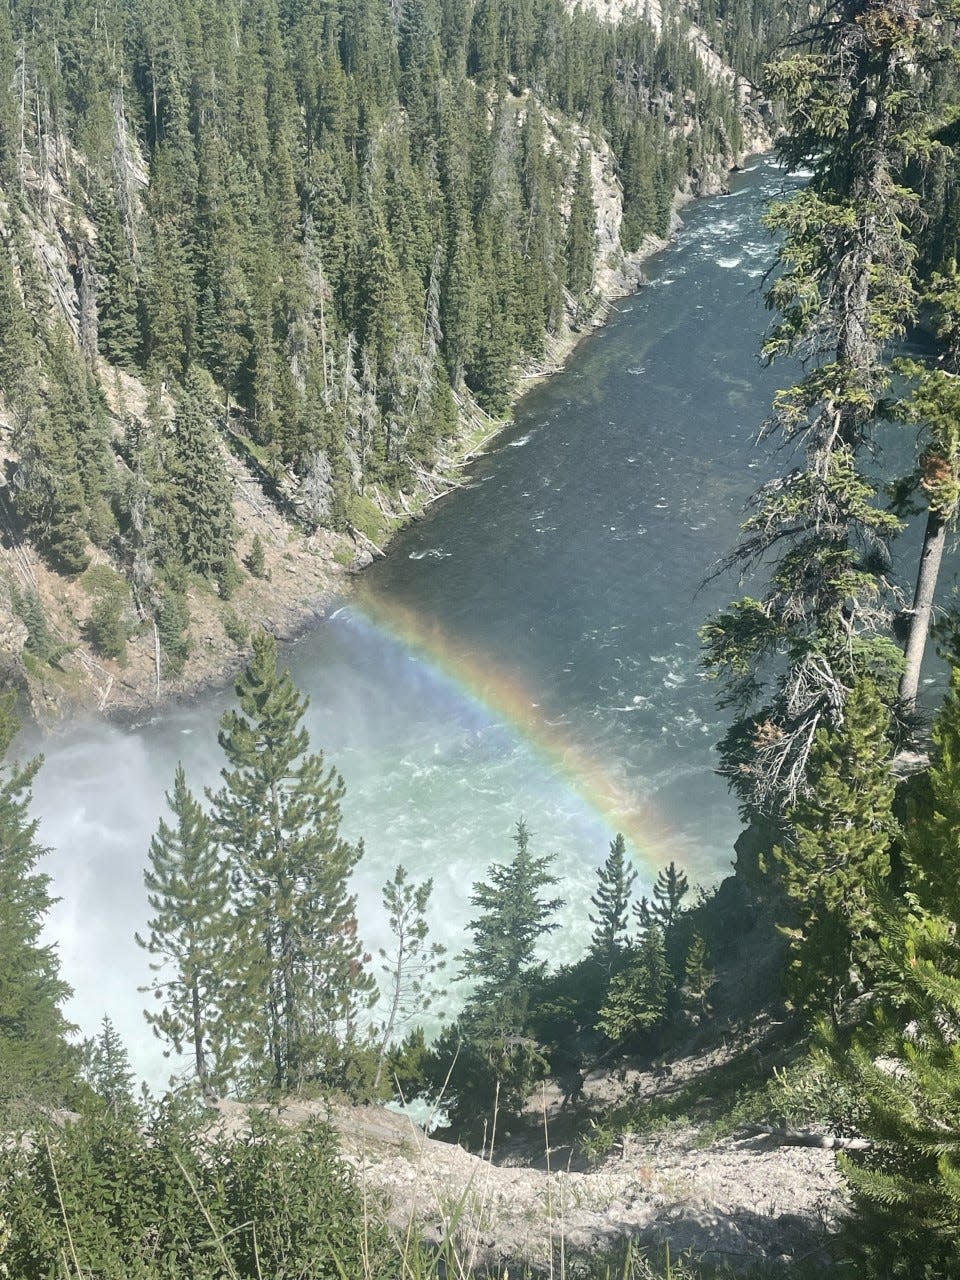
[0,2,16,186]
[211,631,374,1092]
[0,239,36,400]
[143,216,196,378]
[565,146,596,305]
[46,329,117,549]
[166,373,236,580]
[430,818,563,1136]
[374,865,446,1090]
[459,818,563,1039]
[136,765,234,1094]
[896,268,960,711]
[635,861,689,937]
[155,573,192,678]
[246,534,267,579]
[0,697,76,1104]
[12,586,57,663]
[906,663,960,924]
[81,1015,137,1118]
[588,832,636,973]
[834,906,960,1279]
[441,220,478,393]
[822,662,960,1273]
[467,215,517,413]
[12,401,90,575]
[701,0,948,814]
[597,924,671,1044]
[92,182,140,369]
[773,679,896,1021]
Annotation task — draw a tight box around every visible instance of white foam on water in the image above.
[717,256,742,269]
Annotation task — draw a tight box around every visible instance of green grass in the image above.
[344,492,402,545]
[79,563,128,600]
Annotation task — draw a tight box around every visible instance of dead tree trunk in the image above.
[899,509,947,713]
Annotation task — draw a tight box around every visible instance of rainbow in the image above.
[344,588,682,877]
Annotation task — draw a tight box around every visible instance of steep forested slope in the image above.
[0,0,770,715]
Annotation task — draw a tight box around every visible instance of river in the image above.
[29,157,834,1083]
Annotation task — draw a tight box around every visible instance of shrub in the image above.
[245,534,267,578]
[155,576,191,676]
[216,554,243,601]
[11,586,60,663]
[81,565,132,663]
[0,1106,401,1279]
[221,606,249,647]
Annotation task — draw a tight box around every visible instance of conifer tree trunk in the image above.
[374,965,403,1092]
[191,976,208,1090]
[900,509,947,712]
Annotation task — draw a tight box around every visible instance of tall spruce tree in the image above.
[773,679,896,1021]
[459,819,563,1039]
[565,146,597,305]
[896,268,960,712]
[588,832,636,973]
[92,183,140,370]
[211,631,374,1092]
[635,861,689,937]
[136,765,234,1094]
[165,374,236,581]
[12,400,90,576]
[81,1015,137,1118]
[429,820,563,1136]
[701,0,947,815]
[0,697,76,1105]
[828,673,960,1276]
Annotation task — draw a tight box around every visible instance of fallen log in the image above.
[740,1123,872,1151]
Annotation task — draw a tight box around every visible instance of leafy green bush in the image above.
[1,1106,401,1279]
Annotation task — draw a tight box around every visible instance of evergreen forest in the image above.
[0,0,772,697]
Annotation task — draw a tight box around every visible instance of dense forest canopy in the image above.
[0,0,761,678]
